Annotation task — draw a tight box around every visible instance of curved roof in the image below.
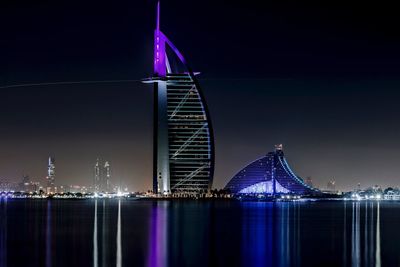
[224,148,317,195]
[225,156,273,194]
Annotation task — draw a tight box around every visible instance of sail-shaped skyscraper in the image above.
[144,2,214,195]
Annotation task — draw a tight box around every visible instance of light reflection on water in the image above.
[239,201,383,267]
[240,202,302,267]
[102,200,108,266]
[93,200,98,267]
[352,202,360,266]
[350,201,381,267]
[45,201,52,267]
[116,200,122,267]
[0,199,394,267]
[92,199,123,267]
[375,202,381,267]
[0,198,7,267]
[147,202,168,267]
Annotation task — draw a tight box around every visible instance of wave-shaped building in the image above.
[224,145,318,195]
[143,2,214,195]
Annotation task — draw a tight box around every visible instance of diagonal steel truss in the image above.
[171,163,210,190]
[171,123,207,159]
[168,84,196,120]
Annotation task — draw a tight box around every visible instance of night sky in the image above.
[2,0,400,191]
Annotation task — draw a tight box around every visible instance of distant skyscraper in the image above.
[94,159,101,192]
[19,175,31,192]
[104,161,111,192]
[22,175,30,185]
[327,180,336,192]
[143,2,215,195]
[46,157,56,193]
[93,159,112,192]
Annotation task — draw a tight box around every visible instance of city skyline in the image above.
[2,1,400,191]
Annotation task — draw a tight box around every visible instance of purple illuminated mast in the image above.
[153,1,166,77]
[153,1,187,77]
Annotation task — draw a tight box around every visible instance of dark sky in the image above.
[1,0,400,191]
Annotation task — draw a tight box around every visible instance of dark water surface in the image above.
[0,199,399,267]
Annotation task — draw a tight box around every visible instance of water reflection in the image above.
[116,200,122,267]
[92,199,124,267]
[375,202,381,267]
[0,199,391,267]
[369,202,374,265]
[240,202,302,267]
[147,202,168,267]
[239,201,383,267]
[93,200,98,267]
[343,201,347,266]
[364,202,368,266]
[350,201,381,267]
[0,199,7,267]
[102,201,108,267]
[46,201,52,267]
[241,202,271,266]
[279,204,290,267]
[351,202,360,267]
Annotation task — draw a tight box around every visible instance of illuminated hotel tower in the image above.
[143,2,215,194]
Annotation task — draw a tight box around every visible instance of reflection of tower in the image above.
[46,157,56,193]
[104,161,111,192]
[147,202,168,266]
[94,159,101,192]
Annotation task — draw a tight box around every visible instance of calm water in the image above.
[0,199,399,267]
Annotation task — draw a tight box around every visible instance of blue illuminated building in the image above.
[224,145,318,195]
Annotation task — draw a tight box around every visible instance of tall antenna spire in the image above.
[156,1,160,32]
[154,1,166,76]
